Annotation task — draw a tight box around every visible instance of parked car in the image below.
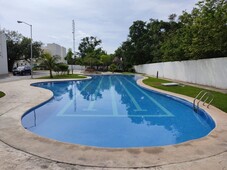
[12,66,31,76]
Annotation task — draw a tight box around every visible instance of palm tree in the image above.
[39,52,60,78]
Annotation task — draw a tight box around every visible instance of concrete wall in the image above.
[0,33,8,75]
[134,57,227,89]
[68,65,85,71]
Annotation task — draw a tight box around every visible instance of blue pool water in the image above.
[22,75,215,148]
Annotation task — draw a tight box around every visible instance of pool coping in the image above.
[0,76,227,168]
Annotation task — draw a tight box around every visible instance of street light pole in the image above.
[17,20,33,78]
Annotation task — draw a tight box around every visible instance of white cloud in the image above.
[48,35,58,40]
[76,30,90,39]
[0,0,198,54]
[130,0,198,21]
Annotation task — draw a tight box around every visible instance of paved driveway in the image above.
[0,71,50,83]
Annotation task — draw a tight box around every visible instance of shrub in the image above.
[109,64,117,73]
[127,67,135,73]
[54,63,69,75]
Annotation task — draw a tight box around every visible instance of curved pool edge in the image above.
[136,77,217,129]
[137,77,220,136]
[0,76,227,168]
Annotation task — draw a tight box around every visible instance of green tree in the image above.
[128,20,149,64]
[20,37,43,62]
[65,48,76,74]
[109,63,117,73]
[189,0,227,59]
[115,40,134,71]
[65,48,74,64]
[100,54,112,71]
[78,36,106,70]
[115,19,178,66]
[116,0,227,64]
[75,57,83,65]
[78,36,103,58]
[4,30,23,71]
[3,29,43,71]
[163,0,227,61]
[83,52,100,68]
[39,52,60,78]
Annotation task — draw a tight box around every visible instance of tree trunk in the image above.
[71,65,73,75]
[50,69,53,78]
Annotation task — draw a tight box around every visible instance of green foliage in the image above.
[65,48,75,64]
[109,63,117,72]
[78,36,109,70]
[0,91,5,98]
[3,29,43,71]
[39,53,60,78]
[115,0,227,66]
[143,77,227,113]
[163,0,227,60]
[100,54,113,71]
[78,36,104,58]
[54,63,69,75]
[75,57,83,65]
[100,54,112,65]
[83,55,99,67]
[127,67,135,73]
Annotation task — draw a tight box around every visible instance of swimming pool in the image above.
[22,75,215,148]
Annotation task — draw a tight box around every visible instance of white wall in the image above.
[134,57,227,89]
[0,33,8,75]
[68,65,85,71]
[13,60,30,68]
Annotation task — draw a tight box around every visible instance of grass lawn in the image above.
[0,91,5,98]
[143,77,227,113]
[37,74,87,79]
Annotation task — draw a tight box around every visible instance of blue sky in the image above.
[0,0,198,54]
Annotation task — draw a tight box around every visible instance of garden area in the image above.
[143,77,227,113]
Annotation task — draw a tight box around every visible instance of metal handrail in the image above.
[196,92,209,111]
[206,93,214,108]
[193,90,205,111]
[193,90,214,112]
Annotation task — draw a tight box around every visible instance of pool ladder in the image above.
[193,90,214,112]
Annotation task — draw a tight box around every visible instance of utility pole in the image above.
[17,21,33,78]
[72,20,75,74]
[72,20,75,57]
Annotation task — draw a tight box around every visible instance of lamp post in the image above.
[17,20,33,78]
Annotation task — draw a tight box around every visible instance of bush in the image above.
[109,64,117,72]
[54,63,69,75]
[127,67,135,73]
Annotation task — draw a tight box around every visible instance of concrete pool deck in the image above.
[0,77,227,169]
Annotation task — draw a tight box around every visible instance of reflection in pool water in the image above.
[22,75,215,148]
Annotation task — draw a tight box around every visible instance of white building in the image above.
[0,32,8,75]
[43,43,67,63]
[13,60,30,68]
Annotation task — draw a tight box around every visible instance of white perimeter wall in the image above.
[134,57,227,89]
[0,33,8,75]
[68,65,85,71]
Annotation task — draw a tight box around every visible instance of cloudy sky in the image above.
[0,0,198,54]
